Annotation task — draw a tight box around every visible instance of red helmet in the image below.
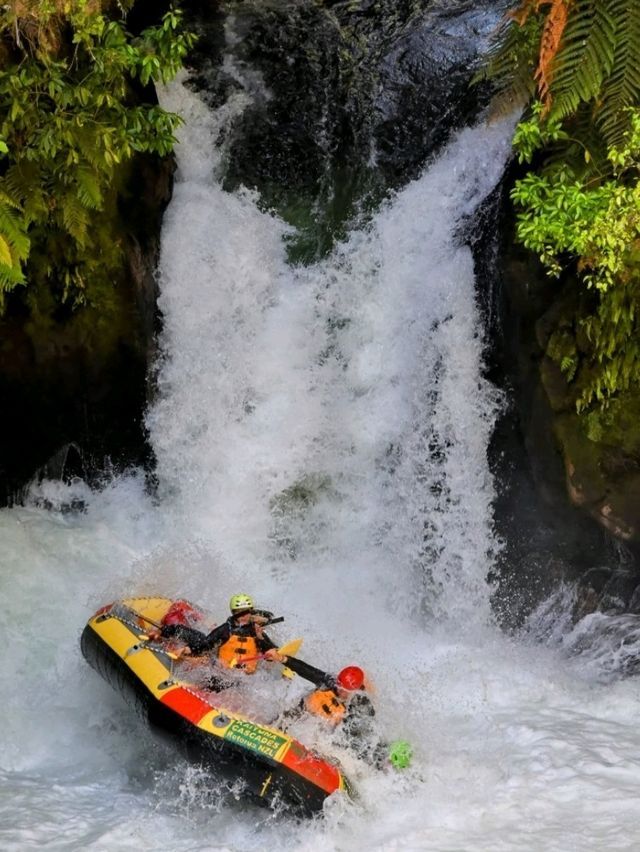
[162,600,201,627]
[336,666,365,691]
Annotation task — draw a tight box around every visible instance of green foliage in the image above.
[582,389,640,453]
[511,101,569,164]
[478,10,541,112]
[483,1,640,156]
[595,1,640,147]
[0,2,195,307]
[549,1,618,125]
[481,1,640,412]
[511,110,640,410]
[547,328,579,382]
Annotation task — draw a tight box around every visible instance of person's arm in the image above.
[160,623,204,646]
[256,630,278,652]
[253,609,274,621]
[162,621,228,655]
[277,655,332,687]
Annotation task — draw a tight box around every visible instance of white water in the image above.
[2,76,640,852]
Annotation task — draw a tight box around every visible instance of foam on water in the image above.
[2,75,640,852]
[147,74,505,631]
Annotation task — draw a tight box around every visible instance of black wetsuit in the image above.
[161,611,277,655]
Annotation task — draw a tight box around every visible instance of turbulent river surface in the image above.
[2,62,640,852]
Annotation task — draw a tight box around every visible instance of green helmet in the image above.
[388,739,413,770]
[229,593,254,613]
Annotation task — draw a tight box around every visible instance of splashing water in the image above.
[148,74,505,630]
[2,75,640,852]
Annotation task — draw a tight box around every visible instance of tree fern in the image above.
[60,191,89,246]
[478,11,541,113]
[0,262,27,293]
[480,1,640,412]
[72,125,111,172]
[3,163,49,223]
[0,191,30,257]
[549,1,617,121]
[535,0,572,111]
[483,0,640,151]
[74,165,103,209]
[0,194,29,297]
[597,0,640,146]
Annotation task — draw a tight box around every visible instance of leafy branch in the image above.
[0,1,195,306]
[480,1,640,411]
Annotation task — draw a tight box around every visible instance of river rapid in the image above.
[2,68,640,852]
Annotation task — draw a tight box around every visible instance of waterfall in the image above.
[3,31,640,852]
[147,75,510,634]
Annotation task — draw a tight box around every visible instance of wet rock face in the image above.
[372,2,503,180]
[574,564,640,619]
[490,193,640,625]
[498,239,640,549]
[486,190,624,627]
[555,411,640,543]
[186,0,506,257]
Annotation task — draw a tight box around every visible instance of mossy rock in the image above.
[554,409,640,540]
[581,389,640,458]
[539,356,572,412]
[554,413,608,508]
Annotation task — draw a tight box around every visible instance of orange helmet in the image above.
[336,666,365,691]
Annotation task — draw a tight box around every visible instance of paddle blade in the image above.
[278,638,303,657]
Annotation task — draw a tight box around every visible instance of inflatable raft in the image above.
[80,597,354,816]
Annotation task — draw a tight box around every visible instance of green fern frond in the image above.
[72,125,107,170]
[558,104,611,176]
[0,196,30,258]
[479,13,541,98]
[3,163,50,224]
[0,234,14,267]
[0,183,23,210]
[3,162,39,202]
[0,264,26,293]
[550,2,617,122]
[597,0,640,147]
[60,192,90,246]
[74,165,104,209]
[0,244,27,292]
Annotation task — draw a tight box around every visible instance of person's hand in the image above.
[251,614,270,626]
[147,629,162,641]
[171,644,192,659]
[263,649,286,663]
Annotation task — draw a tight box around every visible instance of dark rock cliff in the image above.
[0,152,174,503]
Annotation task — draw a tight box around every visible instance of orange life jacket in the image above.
[217,634,260,673]
[304,688,346,724]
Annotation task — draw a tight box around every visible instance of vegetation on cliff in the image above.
[0,0,194,311]
[482,0,640,412]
